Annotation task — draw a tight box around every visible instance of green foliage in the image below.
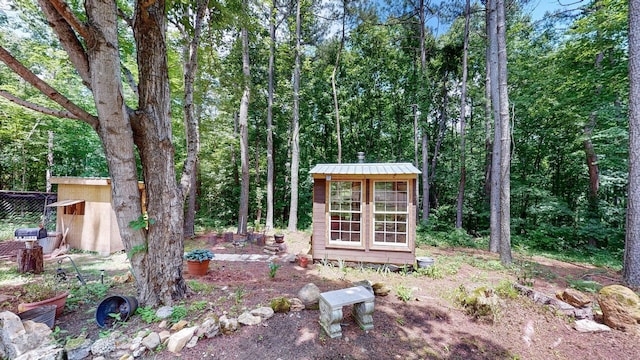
[187,280,215,294]
[136,306,160,324]
[494,280,519,299]
[184,249,214,262]
[268,262,281,278]
[567,278,603,293]
[453,285,500,323]
[270,297,291,313]
[396,285,414,302]
[66,282,110,311]
[128,213,156,231]
[171,304,188,323]
[127,244,148,260]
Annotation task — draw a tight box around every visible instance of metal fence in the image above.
[0,190,57,240]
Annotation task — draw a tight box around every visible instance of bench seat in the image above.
[319,286,375,338]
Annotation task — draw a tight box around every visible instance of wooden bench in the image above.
[319,286,374,339]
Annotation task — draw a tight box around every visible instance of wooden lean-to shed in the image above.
[309,162,421,266]
[47,177,145,256]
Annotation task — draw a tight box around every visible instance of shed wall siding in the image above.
[311,174,417,265]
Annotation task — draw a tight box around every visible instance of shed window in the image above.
[328,181,362,244]
[373,181,408,246]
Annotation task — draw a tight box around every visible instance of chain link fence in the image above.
[0,190,57,240]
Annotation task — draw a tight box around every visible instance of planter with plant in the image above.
[184,249,214,276]
[18,276,69,318]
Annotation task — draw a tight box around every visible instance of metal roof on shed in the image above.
[309,163,421,175]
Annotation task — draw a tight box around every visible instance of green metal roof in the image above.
[309,163,421,175]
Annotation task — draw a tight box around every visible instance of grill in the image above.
[15,228,48,241]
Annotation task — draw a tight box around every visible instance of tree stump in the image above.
[17,245,44,274]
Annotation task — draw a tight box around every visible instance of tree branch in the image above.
[37,0,92,87]
[0,90,81,120]
[47,0,92,41]
[0,45,98,129]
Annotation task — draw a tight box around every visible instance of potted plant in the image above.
[18,276,69,318]
[184,249,214,276]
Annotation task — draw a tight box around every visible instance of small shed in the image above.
[309,162,421,266]
[47,177,145,255]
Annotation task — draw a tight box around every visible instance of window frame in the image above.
[326,180,364,248]
[371,180,410,249]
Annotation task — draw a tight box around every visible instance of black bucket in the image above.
[95,295,139,328]
[19,305,56,329]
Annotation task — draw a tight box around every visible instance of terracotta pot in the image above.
[274,234,285,243]
[18,291,69,318]
[186,259,210,276]
[298,256,309,268]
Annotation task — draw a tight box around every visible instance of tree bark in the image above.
[422,132,430,223]
[487,0,501,253]
[584,113,600,247]
[238,19,251,235]
[178,0,207,238]
[497,0,512,265]
[624,0,640,287]
[332,0,346,164]
[287,0,301,232]
[266,0,276,230]
[456,0,471,229]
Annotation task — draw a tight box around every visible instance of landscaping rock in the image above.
[170,320,188,331]
[219,315,238,334]
[155,306,173,319]
[372,282,391,296]
[574,319,611,333]
[289,298,305,312]
[158,330,171,344]
[0,311,55,360]
[598,285,640,335]
[556,288,592,308]
[196,314,220,338]
[238,311,262,326]
[251,307,274,320]
[142,332,161,350]
[167,326,197,353]
[65,337,92,360]
[298,283,321,308]
[353,280,373,294]
[91,336,116,356]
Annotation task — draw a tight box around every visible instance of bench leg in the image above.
[353,300,374,331]
[319,299,343,338]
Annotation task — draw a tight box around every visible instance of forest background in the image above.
[0,0,629,270]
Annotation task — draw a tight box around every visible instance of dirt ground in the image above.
[1,232,638,360]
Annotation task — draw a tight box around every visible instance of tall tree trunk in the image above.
[419,0,429,223]
[456,0,470,229]
[497,0,512,265]
[238,21,251,235]
[422,132,430,222]
[429,78,448,209]
[179,0,206,238]
[266,0,276,230]
[624,0,640,287]
[488,0,501,253]
[584,113,600,247]
[287,0,301,232]
[332,0,346,164]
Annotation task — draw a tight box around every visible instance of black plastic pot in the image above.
[95,295,139,328]
[18,304,56,329]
